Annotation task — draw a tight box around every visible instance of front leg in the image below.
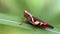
[19,17,26,25]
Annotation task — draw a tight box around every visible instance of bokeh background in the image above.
[0,0,60,34]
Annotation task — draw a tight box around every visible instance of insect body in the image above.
[24,10,54,29]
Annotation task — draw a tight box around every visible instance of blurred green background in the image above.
[0,0,60,34]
